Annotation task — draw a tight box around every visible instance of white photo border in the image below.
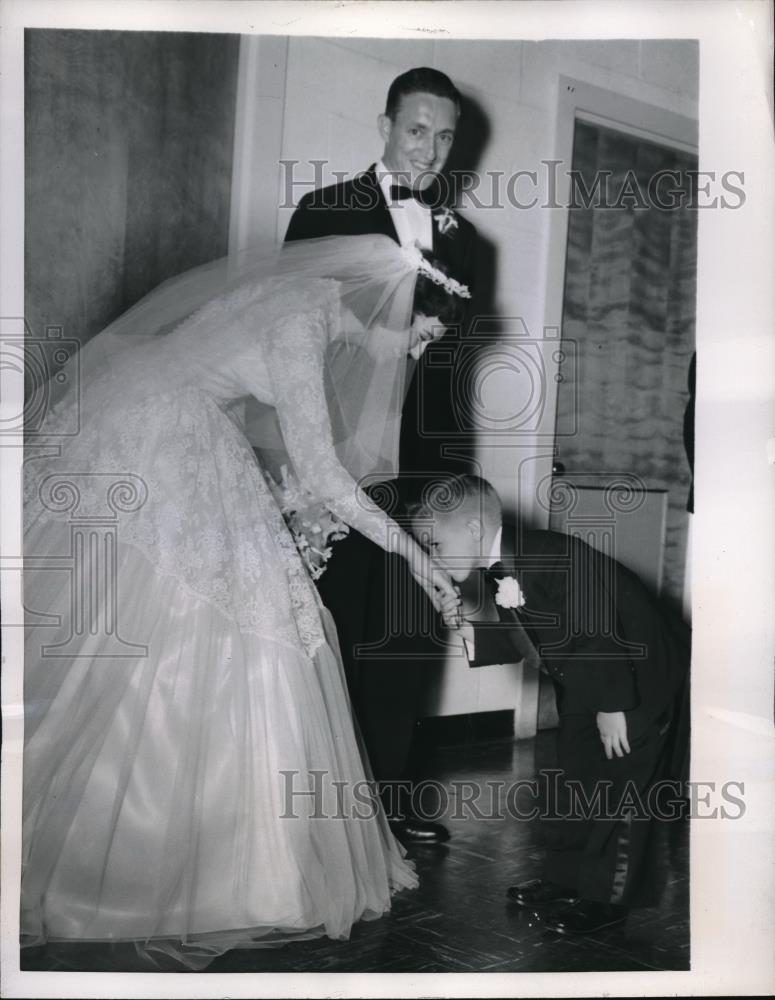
[2,2,773,997]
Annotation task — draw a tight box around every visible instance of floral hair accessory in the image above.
[401,243,472,300]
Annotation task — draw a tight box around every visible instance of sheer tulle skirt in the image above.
[21,396,416,971]
[21,542,416,968]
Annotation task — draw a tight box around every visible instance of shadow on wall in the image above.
[406,89,499,480]
[452,91,500,469]
[447,91,498,317]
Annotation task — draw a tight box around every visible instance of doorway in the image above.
[539,107,698,732]
[553,118,697,604]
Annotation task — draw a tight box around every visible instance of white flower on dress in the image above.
[494,575,526,610]
[269,465,349,580]
[434,207,459,236]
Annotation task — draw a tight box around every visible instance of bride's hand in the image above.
[405,541,458,615]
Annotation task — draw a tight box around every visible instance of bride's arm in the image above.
[260,308,453,609]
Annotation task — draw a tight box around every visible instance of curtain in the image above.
[555,121,697,607]
[25,29,239,352]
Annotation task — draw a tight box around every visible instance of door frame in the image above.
[228,34,290,255]
[530,79,698,736]
[536,76,699,530]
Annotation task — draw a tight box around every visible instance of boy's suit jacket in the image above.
[467,522,690,736]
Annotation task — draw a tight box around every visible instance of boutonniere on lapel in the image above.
[433,206,459,237]
[494,575,526,610]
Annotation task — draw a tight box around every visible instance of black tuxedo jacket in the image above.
[282,167,479,782]
[285,164,477,294]
[286,164,479,476]
[468,523,690,734]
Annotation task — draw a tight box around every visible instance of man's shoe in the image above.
[389,818,450,844]
[541,899,628,935]
[506,879,578,909]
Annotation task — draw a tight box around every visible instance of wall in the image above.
[251,37,699,520]
[232,37,698,730]
[25,29,239,349]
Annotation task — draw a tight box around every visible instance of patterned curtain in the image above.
[555,121,697,606]
[25,29,239,352]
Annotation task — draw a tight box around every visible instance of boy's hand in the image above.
[595,711,630,759]
[438,585,462,628]
[457,620,474,646]
[437,588,475,649]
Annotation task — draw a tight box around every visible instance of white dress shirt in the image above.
[487,526,503,569]
[462,526,503,661]
[375,160,434,250]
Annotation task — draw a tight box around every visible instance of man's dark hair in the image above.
[412,252,467,327]
[385,67,461,120]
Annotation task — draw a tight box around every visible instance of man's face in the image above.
[413,512,482,584]
[379,92,458,189]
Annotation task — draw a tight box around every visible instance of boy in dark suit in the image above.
[408,473,690,934]
[284,68,479,845]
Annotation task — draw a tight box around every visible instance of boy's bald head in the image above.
[408,473,502,525]
[407,475,503,583]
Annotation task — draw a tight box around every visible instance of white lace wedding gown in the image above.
[21,276,417,969]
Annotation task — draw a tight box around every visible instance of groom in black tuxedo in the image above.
[285,68,479,844]
[409,473,690,932]
[285,67,477,477]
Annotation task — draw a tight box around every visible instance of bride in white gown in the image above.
[20,234,468,969]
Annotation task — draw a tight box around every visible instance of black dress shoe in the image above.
[389,818,450,844]
[541,899,628,935]
[506,878,578,909]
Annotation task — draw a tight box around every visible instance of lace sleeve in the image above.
[260,307,402,554]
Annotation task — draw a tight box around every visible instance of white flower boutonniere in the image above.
[494,576,526,610]
[434,207,459,237]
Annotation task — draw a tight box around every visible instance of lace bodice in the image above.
[167,277,403,554]
[25,275,408,658]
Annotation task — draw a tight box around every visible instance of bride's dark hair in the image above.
[412,252,468,327]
